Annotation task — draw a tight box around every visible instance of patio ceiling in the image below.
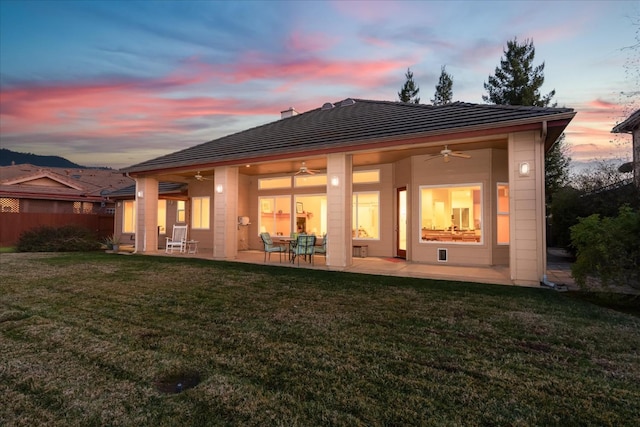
[155,136,509,182]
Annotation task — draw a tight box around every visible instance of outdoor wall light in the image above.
[330,176,340,187]
[137,191,144,198]
[519,162,530,177]
[215,184,224,194]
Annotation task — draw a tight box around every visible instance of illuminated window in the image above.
[123,200,135,233]
[294,174,327,187]
[176,200,186,222]
[420,184,482,244]
[353,170,380,184]
[191,196,210,230]
[352,192,379,239]
[497,183,510,244]
[295,194,327,236]
[258,177,292,189]
[259,196,291,236]
[158,200,167,234]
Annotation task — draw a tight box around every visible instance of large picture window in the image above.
[191,196,210,230]
[497,183,510,244]
[259,195,291,236]
[294,174,327,187]
[295,194,327,236]
[420,184,482,243]
[353,192,379,239]
[258,177,291,189]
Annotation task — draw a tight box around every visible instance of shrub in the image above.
[17,225,102,252]
[570,206,640,290]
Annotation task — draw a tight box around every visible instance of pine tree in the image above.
[545,134,571,204]
[482,38,555,107]
[431,65,453,105]
[398,68,420,104]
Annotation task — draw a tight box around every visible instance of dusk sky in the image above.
[1,0,637,171]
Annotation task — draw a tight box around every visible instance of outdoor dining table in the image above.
[277,237,296,261]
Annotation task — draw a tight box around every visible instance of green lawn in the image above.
[1,252,639,426]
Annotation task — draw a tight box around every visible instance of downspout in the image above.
[538,121,556,289]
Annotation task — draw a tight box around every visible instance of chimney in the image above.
[281,107,299,119]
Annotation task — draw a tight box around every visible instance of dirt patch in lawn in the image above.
[154,370,202,394]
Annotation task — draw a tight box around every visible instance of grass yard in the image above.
[1,252,639,426]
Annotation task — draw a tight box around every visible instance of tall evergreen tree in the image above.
[398,68,420,103]
[431,65,453,105]
[545,134,571,204]
[482,38,555,107]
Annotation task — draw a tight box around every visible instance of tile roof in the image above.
[121,99,575,174]
[107,182,187,198]
[0,164,133,200]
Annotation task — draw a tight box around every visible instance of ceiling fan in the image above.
[193,171,212,181]
[424,145,471,163]
[295,161,321,175]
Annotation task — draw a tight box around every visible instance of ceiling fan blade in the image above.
[451,152,471,159]
[424,154,443,161]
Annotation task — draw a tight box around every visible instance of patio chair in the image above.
[260,232,286,263]
[165,224,188,253]
[292,234,316,266]
[314,233,327,259]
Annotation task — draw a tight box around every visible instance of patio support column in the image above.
[326,153,352,268]
[213,166,238,259]
[508,131,546,286]
[134,176,159,253]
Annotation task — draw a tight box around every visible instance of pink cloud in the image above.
[0,78,277,139]
[285,29,338,53]
[565,98,634,162]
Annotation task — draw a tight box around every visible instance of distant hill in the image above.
[0,148,109,169]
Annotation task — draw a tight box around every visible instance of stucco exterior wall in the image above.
[134,177,159,253]
[508,130,546,286]
[410,148,496,266]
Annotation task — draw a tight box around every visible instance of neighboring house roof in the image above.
[121,99,575,174]
[107,182,188,199]
[0,164,134,201]
[612,109,640,133]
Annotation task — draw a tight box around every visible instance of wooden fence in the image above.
[0,213,114,246]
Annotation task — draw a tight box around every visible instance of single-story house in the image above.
[612,109,640,188]
[119,99,575,286]
[0,164,133,245]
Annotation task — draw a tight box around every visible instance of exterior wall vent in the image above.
[437,248,448,262]
[321,102,334,110]
[341,98,356,107]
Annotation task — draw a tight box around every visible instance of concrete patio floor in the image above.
[149,247,577,290]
